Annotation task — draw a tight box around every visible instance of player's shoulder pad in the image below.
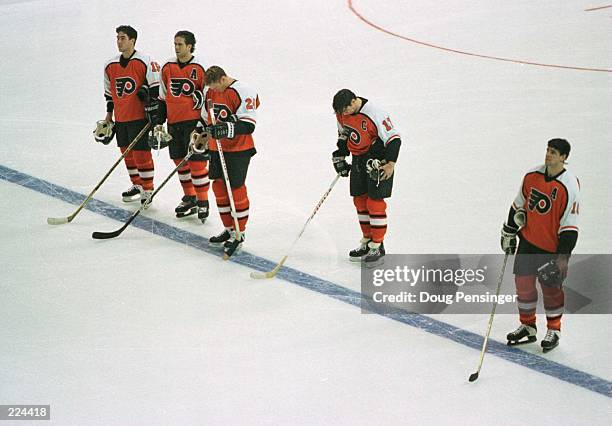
[360,101,388,123]
[132,50,154,64]
[229,80,258,101]
[104,54,122,68]
[190,55,208,70]
[558,169,580,192]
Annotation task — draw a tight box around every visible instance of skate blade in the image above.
[122,195,141,203]
[349,256,365,262]
[542,344,559,353]
[507,336,537,346]
[176,209,197,218]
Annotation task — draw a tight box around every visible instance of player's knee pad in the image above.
[515,275,537,297]
[366,197,387,215]
[212,179,227,197]
[353,194,368,210]
[188,160,207,173]
[132,150,153,165]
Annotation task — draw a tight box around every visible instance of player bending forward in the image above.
[332,89,402,263]
[192,66,259,258]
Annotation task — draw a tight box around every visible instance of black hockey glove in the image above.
[144,99,159,125]
[332,156,351,177]
[537,260,563,287]
[137,86,149,102]
[208,122,234,139]
[192,90,205,110]
[500,223,518,254]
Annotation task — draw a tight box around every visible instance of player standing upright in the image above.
[501,138,580,353]
[194,65,259,258]
[331,89,402,263]
[157,30,210,222]
[103,25,160,204]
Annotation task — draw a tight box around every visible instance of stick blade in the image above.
[47,216,70,225]
[468,372,479,382]
[250,270,277,280]
[92,230,122,240]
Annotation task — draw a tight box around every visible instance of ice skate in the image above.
[349,238,371,262]
[209,229,231,244]
[122,184,142,202]
[541,329,560,353]
[175,195,197,218]
[197,200,209,224]
[363,241,385,264]
[506,324,537,346]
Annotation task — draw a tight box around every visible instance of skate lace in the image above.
[544,330,557,341]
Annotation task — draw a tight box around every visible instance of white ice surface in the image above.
[1,0,611,424]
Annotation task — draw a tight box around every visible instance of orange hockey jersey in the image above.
[160,55,207,124]
[336,99,401,156]
[513,165,580,253]
[203,80,259,153]
[104,51,160,123]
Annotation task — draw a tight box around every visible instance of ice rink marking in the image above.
[347,0,612,73]
[1,163,611,398]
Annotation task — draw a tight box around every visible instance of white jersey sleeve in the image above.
[103,55,118,99]
[558,171,580,234]
[513,165,543,210]
[232,81,258,126]
[361,101,401,146]
[158,57,175,102]
[134,51,161,90]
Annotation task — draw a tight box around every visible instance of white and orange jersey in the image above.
[104,51,161,122]
[203,80,259,153]
[513,165,580,253]
[160,55,207,124]
[336,98,401,156]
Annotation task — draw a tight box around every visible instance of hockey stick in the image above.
[208,104,242,260]
[468,252,510,382]
[47,122,151,225]
[250,173,341,279]
[91,143,199,240]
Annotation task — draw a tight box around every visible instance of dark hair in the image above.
[548,138,571,158]
[205,66,227,84]
[333,89,356,113]
[116,25,137,41]
[175,30,196,53]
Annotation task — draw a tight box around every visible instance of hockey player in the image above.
[193,65,259,258]
[157,30,210,222]
[331,89,401,263]
[103,25,160,205]
[502,138,580,353]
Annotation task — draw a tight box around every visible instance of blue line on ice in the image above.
[1,163,610,398]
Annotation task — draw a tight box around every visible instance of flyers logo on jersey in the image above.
[170,78,195,97]
[344,125,361,146]
[528,188,551,214]
[115,77,137,98]
[212,104,234,122]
